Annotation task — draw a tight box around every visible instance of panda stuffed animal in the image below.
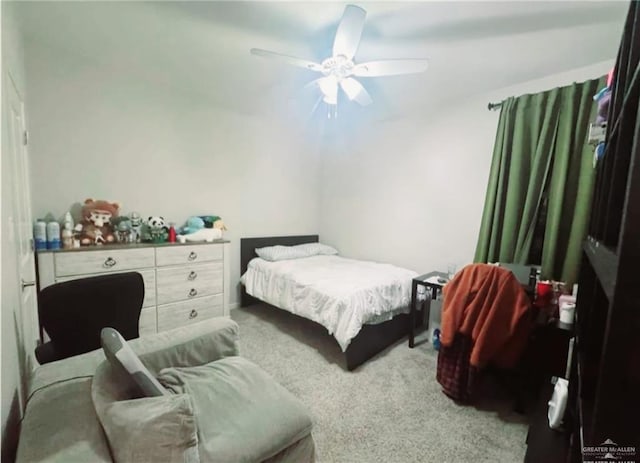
[144,216,169,243]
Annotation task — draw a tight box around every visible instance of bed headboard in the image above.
[240,235,319,307]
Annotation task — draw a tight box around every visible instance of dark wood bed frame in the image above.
[240,235,416,371]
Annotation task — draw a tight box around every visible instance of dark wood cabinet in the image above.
[522,321,575,463]
[525,3,640,461]
[568,0,640,458]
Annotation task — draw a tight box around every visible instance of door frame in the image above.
[4,68,38,410]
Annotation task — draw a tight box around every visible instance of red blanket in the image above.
[441,264,533,368]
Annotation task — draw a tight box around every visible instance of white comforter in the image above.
[241,255,417,351]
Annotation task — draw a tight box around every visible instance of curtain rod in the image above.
[488,102,503,111]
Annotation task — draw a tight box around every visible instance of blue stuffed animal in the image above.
[181,216,205,235]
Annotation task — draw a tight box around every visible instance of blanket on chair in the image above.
[437,264,534,401]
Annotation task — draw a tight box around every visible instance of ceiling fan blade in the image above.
[352,59,429,77]
[250,48,323,72]
[332,5,366,59]
[340,78,373,106]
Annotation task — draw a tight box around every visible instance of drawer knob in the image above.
[104,257,117,268]
[189,309,198,319]
[188,251,198,261]
[188,288,198,298]
[188,271,198,281]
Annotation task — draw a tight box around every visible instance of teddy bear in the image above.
[74,199,120,246]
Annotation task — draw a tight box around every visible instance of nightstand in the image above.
[408,271,449,348]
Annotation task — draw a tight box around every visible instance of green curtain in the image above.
[474,77,604,286]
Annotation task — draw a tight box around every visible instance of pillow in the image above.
[99,393,199,463]
[255,242,339,262]
[255,245,306,261]
[157,357,313,463]
[101,327,169,397]
[296,242,339,257]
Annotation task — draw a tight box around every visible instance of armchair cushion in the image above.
[158,356,314,463]
[92,360,199,463]
[137,317,239,375]
[99,394,199,463]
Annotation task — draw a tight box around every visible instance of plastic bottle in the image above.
[33,220,47,250]
[432,328,441,351]
[46,221,61,250]
[63,211,74,231]
[168,224,177,243]
[61,227,73,249]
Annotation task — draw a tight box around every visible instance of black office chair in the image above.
[35,272,145,365]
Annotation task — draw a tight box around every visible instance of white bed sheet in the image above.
[241,255,417,351]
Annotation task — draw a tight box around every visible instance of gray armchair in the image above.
[17,317,315,463]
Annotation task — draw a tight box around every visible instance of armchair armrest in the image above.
[134,317,240,374]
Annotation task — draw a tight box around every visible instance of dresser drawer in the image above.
[156,263,223,305]
[57,269,156,309]
[138,307,157,337]
[156,295,223,332]
[155,244,222,267]
[54,248,155,277]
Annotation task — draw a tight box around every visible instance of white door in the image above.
[4,71,38,396]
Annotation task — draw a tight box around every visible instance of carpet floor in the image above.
[231,304,529,463]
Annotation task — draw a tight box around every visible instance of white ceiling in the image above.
[16,1,629,119]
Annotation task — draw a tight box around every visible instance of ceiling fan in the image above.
[250,4,429,108]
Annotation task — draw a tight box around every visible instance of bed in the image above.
[240,235,419,370]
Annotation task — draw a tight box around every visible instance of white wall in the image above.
[19,1,622,301]
[1,0,27,457]
[318,61,614,274]
[25,44,321,305]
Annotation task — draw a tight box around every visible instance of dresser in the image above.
[36,241,231,337]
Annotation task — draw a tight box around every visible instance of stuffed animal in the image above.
[144,216,169,243]
[213,219,227,231]
[176,215,227,242]
[596,89,611,125]
[74,199,120,246]
[181,216,205,235]
[198,215,221,229]
[177,228,222,243]
[181,215,228,233]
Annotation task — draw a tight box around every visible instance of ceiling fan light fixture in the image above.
[323,94,338,105]
[250,4,429,111]
[318,75,338,105]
